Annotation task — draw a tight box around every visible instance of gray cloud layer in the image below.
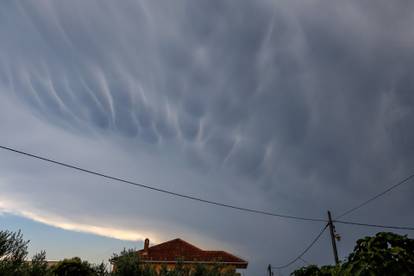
[1,0,414,274]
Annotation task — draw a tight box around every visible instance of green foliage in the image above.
[290,264,341,276]
[291,265,324,276]
[51,257,95,276]
[111,248,145,276]
[192,263,208,276]
[27,250,50,276]
[168,260,190,276]
[159,265,169,276]
[291,232,414,276]
[92,262,110,276]
[341,232,414,275]
[0,229,29,275]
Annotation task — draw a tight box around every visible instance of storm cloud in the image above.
[1,0,414,274]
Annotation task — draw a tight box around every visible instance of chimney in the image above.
[143,238,149,254]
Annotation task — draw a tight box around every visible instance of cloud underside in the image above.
[1,0,414,273]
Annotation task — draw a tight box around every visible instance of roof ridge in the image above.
[146,238,204,252]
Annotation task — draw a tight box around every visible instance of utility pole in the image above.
[327,210,339,265]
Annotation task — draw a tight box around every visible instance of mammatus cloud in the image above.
[0,93,260,258]
[1,0,414,274]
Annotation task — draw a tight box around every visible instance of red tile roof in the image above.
[137,238,248,269]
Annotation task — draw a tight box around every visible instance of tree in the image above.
[92,262,109,276]
[110,248,142,276]
[0,229,29,275]
[141,264,156,276]
[51,257,95,276]
[168,260,190,276]
[290,264,340,276]
[192,264,208,276]
[27,250,50,276]
[341,232,414,275]
[291,232,414,276]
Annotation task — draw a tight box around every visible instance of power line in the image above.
[270,218,414,272]
[272,224,328,269]
[336,173,414,219]
[0,145,327,223]
[334,220,414,231]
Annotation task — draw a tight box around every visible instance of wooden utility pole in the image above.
[327,210,339,265]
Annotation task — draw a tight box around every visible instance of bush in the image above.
[291,232,414,276]
[50,257,95,276]
[0,229,29,275]
[111,249,145,276]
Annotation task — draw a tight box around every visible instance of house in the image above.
[114,238,248,274]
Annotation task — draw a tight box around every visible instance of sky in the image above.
[0,0,414,274]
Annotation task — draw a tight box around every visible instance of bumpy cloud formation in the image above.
[1,0,414,274]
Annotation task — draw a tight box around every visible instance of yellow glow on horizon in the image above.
[0,199,158,243]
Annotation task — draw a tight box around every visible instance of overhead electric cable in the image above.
[336,173,414,219]
[272,224,328,269]
[334,220,414,231]
[0,145,327,223]
[270,220,414,272]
